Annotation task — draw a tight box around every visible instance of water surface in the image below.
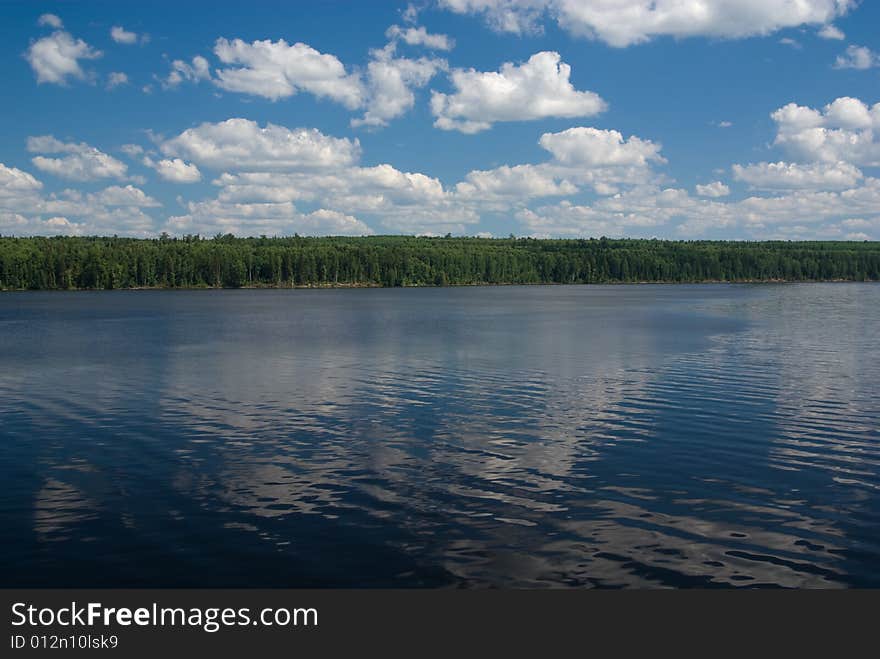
[1,284,878,587]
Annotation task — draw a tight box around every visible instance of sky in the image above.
[1,0,879,240]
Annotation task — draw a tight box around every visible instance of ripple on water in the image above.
[0,284,877,587]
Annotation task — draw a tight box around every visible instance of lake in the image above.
[1,284,878,587]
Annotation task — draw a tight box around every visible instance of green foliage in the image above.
[0,234,878,290]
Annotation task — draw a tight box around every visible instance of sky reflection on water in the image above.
[1,284,878,587]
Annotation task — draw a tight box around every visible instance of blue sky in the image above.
[1,0,879,239]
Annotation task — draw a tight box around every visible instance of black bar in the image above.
[3,589,878,656]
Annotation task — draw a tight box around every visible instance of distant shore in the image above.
[1,235,878,290]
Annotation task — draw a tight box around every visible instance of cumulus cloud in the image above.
[25,30,102,84]
[695,181,730,197]
[166,202,373,237]
[91,185,161,207]
[107,72,129,89]
[154,117,483,234]
[37,14,63,29]
[517,200,655,238]
[0,163,44,197]
[455,164,578,201]
[386,25,455,50]
[456,129,668,221]
[5,102,873,240]
[0,212,30,229]
[771,96,880,166]
[158,35,442,127]
[457,101,880,239]
[207,164,474,235]
[160,118,361,170]
[431,51,606,133]
[0,163,160,236]
[353,44,445,128]
[110,26,138,45]
[120,144,145,157]
[834,45,880,70]
[452,126,666,206]
[440,0,546,34]
[515,178,880,240]
[538,127,663,167]
[439,0,856,47]
[144,157,202,183]
[212,38,364,107]
[211,166,446,208]
[163,56,211,88]
[732,161,863,190]
[27,136,129,182]
[818,24,845,40]
[516,187,729,238]
[10,85,880,240]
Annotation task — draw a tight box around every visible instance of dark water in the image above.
[1,284,878,588]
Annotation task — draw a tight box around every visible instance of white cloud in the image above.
[514,178,880,240]
[731,178,880,230]
[160,118,361,171]
[431,51,606,133]
[402,3,420,24]
[163,56,211,88]
[107,72,129,89]
[517,203,620,238]
[456,164,578,201]
[212,165,452,209]
[11,85,880,240]
[0,163,44,197]
[37,14,63,29]
[25,30,102,85]
[386,25,455,50]
[42,216,83,233]
[451,126,666,207]
[779,37,801,49]
[164,36,443,128]
[120,144,144,157]
[440,0,857,47]
[538,127,663,167]
[353,44,445,128]
[0,165,160,237]
[440,0,546,35]
[516,179,880,239]
[212,38,364,107]
[154,115,479,234]
[834,45,880,70]
[818,24,845,40]
[91,185,161,207]
[166,202,373,237]
[27,136,129,182]
[517,188,725,237]
[110,26,138,45]
[771,96,880,166]
[695,181,730,197]
[0,212,30,229]
[732,161,863,190]
[145,157,202,183]
[7,101,879,240]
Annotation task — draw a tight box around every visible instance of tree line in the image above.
[0,234,878,290]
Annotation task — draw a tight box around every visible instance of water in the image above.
[1,284,878,588]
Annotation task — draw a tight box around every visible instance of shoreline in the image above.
[1,278,875,292]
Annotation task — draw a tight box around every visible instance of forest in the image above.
[0,234,878,290]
